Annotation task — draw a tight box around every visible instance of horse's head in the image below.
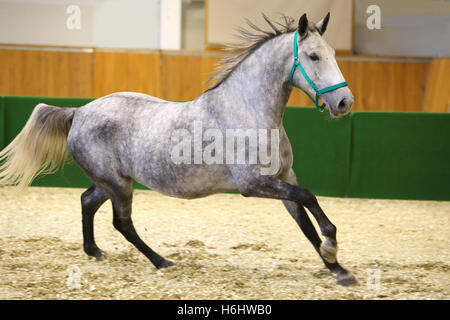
[290,13,353,118]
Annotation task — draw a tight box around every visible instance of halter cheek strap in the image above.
[289,31,348,112]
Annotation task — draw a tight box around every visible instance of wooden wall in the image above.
[0,46,448,112]
[93,51,161,97]
[0,48,92,97]
[423,58,450,113]
[336,59,429,112]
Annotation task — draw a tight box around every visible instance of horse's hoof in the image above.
[337,271,358,286]
[320,240,337,263]
[85,248,107,261]
[156,259,175,269]
[95,250,107,261]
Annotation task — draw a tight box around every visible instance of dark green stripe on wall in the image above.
[0,97,5,149]
[283,108,351,198]
[2,96,94,189]
[347,112,450,200]
[0,96,449,201]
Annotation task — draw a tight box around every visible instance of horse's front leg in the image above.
[234,170,356,285]
[280,170,337,264]
[280,170,356,286]
[238,173,337,250]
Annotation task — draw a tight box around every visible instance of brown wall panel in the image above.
[159,53,221,101]
[93,51,162,98]
[334,60,428,112]
[288,59,429,111]
[423,58,450,113]
[93,51,128,97]
[0,49,92,97]
[126,52,161,97]
[0,47,445,113]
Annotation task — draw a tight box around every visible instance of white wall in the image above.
[354,0,450,57]
[160,0,182,49]
[181,0,204,50]
[0,0,94,47]
[0,0,160,49]
[2,0,449,56]
[93,0,160,49]
[207,0,353,51]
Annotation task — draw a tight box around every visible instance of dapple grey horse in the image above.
[0,13,356,285]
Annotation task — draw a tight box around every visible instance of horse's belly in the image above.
[133,164,237,199]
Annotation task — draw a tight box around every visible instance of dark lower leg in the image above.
[283,200,345,273]
[241,176,337,242]
[81,185,108,259]
[298,187,337,243]
[283,200,356,285]
[112,204,173,269]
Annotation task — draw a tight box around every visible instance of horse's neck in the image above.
[213,33,293,125]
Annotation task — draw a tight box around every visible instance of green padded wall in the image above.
[1,96,449,200]
[2,96,94,189]
[347,112,450,201]
[0,97,5,149]
[283,108,351,197]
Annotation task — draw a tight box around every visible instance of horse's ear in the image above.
[316,12,330,35]
[298,13,308,38]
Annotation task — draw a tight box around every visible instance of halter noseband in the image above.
[289,31,348,112]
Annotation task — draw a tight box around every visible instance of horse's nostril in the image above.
[338,98,347,109]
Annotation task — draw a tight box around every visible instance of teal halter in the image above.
[289,31,348,112]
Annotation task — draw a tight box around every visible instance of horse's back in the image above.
[69,91,187,144]
[97,91,170,104]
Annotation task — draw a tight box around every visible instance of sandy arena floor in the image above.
[0,186,449,300]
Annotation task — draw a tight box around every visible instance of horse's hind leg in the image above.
[81,184,108,260]
[103,178,174,269]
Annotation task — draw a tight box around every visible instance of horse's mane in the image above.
[207,14,298,90]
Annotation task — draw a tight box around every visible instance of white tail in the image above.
[0,103,75,191]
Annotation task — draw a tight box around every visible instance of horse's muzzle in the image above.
[328,88,353,118]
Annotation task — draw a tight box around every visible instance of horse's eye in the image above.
[309,53,319,61]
